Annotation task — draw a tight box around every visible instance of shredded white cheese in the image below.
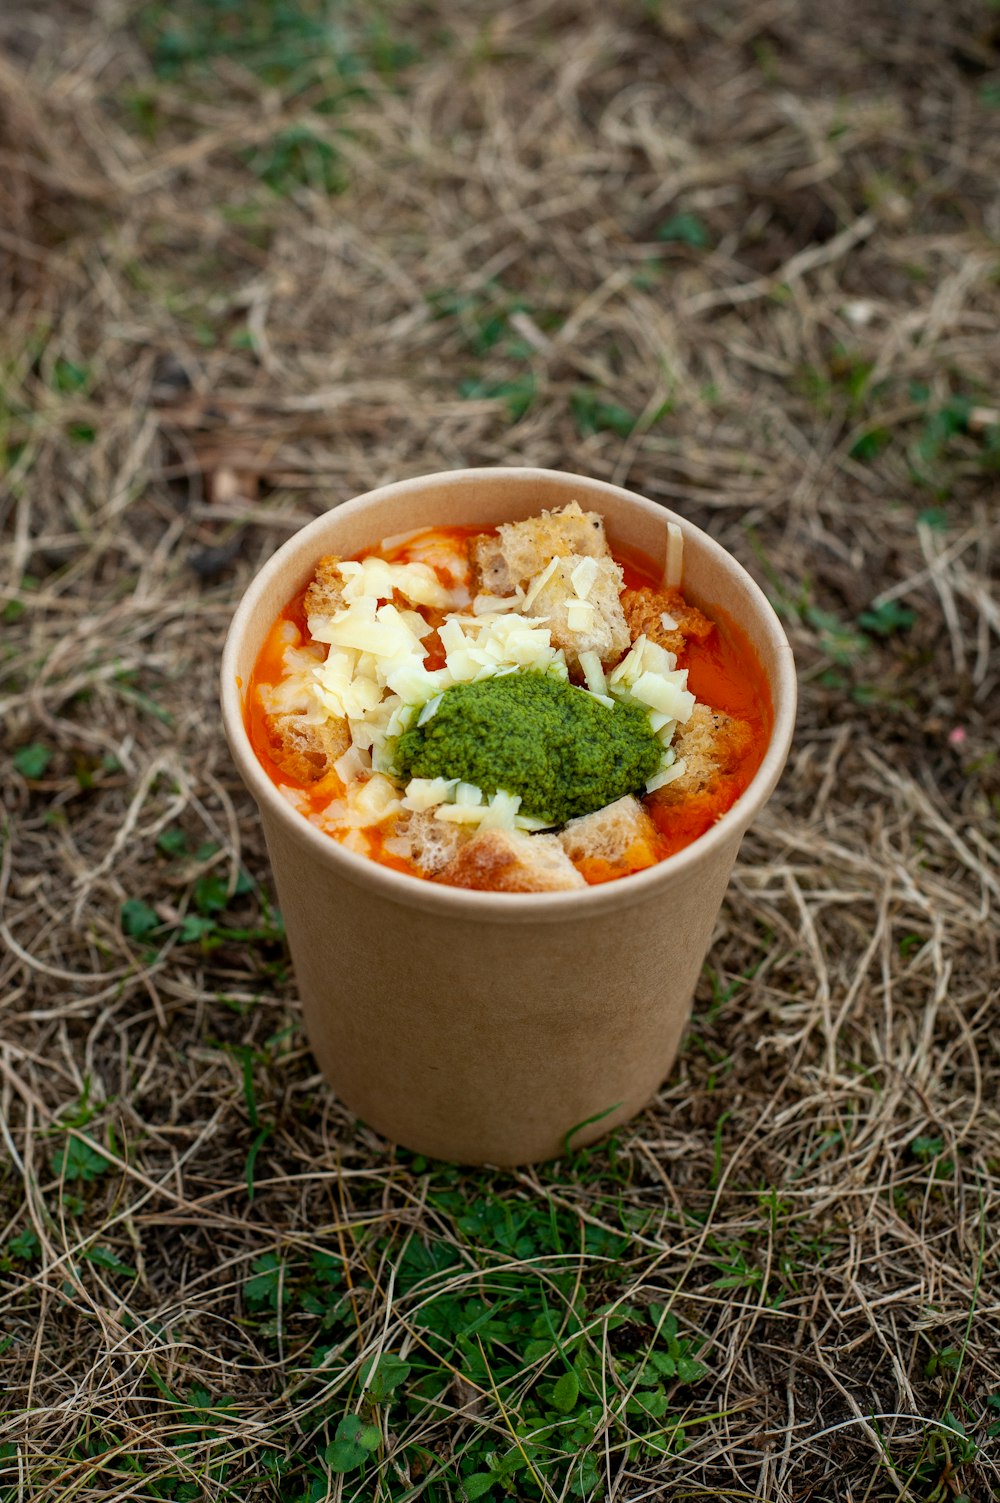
[570,556,599,600]
[471,590,525,615]
[578,650,608,697]
[566,599,595,633]
[477,789,522,830]
[646,757,688,794]
[522,556,561,611]
[338,556,452,610]
[608,635,692,723]
[333,744,371,784]
[398,777,451,812]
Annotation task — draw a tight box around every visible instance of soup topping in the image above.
[248,502,770,890]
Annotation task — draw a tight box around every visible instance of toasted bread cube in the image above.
[304,556,345,623]
[651,704,754,806]
[559,796,659,876]
[621,585,715,659]
[386,809,468,875]
[470,501,609,596]
[435,828,586,893]
[469,534,513,596]
[264,711,351,784]
[525,555,630,672]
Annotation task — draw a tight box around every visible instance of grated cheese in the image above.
[566,599,595,633]
[435,803,489,824]
[522,556,561,611]
[416,694,442,727]
[350,773,402,824]
[476,789,522,830]
[472,590,524,615]
[570,556,599,600]
[338,556,452,609]
[402,776,457,812]
[646,757,688,793]
[333,744,371,784]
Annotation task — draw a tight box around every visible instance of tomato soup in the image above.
[246,517,772,889]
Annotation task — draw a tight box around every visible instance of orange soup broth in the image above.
[246,526,774,882]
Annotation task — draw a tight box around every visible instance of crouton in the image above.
[304,556,345,623]
[470,501,609,596]
[651,704,754,806]
[469,534,513,596]
[559,796,659,880]
[385,809,468,876]
[621,586,715,659]
[435,828,586,893]
[263,711,351,784]
[525,555,630,672]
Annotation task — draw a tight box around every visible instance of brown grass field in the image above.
[1,2,999,1500]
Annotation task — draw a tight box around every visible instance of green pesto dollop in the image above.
[393,671,662,826]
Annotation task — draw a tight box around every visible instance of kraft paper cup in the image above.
[221,468,795,1166]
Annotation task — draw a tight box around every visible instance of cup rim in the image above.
[221,466,796,923]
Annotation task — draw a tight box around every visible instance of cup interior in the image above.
[221,467,796,917]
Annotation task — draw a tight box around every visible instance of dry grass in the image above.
[1,1,999,1500]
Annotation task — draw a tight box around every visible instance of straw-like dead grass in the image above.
[1,2,998,1500]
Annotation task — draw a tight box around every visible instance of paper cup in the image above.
[221,468,795,1166]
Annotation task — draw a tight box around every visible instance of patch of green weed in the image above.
[849,425,892,462]
[429,281,543,358]
[59,1385,250,1499]
[50,1136,111,1185]
[909,394,974,485]
[2,1228,41,1270]
[12,743,52,778]
[803,606,870,667]
[239,1166,713,1499]
[248,125,348,196]
[52,358,91,394]
[435,281,556,426]
[888,1410,979,1500]
[122,897,161,939]
[141,0,389,91]
[795,347,880,418]
[458,374,536,422]
[909,1136,956,1180]
[857,599,915,637]
[136,0,422,194]
[123,842,282,956]
[81,1245,137,1278]
[571,386,638,439]
[655,212,710,247]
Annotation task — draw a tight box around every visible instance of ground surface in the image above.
[1,2,999,1500]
